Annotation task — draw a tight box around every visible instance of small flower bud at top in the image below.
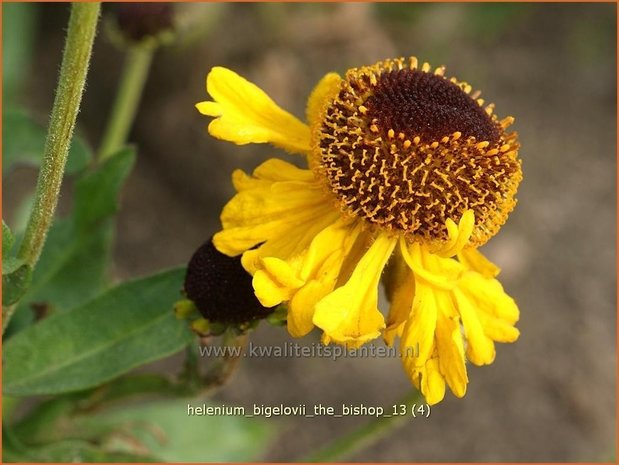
[184,238,273,325]
[113,3,174,43]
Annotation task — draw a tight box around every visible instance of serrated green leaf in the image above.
[2,107,93,177]
[3,268,193,396]
[76,399,274,462]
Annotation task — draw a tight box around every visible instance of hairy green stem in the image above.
[97,44,155,161]
[17,2,100,266]
[303,389,423,462]
[4,3,100,334]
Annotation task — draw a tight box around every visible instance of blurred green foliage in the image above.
[2,3,38,105]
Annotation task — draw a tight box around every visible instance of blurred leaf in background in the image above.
[464,3,531,43]
[76,399,274,462]
[3,107,93,177]
[2,2,38,106]
[6,397,273,463]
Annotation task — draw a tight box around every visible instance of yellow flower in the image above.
[196,57,522,404]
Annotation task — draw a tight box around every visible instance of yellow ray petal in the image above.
[400,239,463,291]
[421,356,446,405]
[458,247,501,278]
[405,352,446,406]
[306,72,341,128]
[196,67,311,154]
[399,279,437,367]
[383,261,415,346]
[213,159,334,257]
[252,256,307,308]
[382,249,412,339]
[253,268,296,308]
[458,272,520,343]
[288,281,329,337]
[453,288,496,365]
[434,293,468,398]
[240,209,339,274]
[459,272,520,324]
[287,220,362,337]
[313,234,397,348]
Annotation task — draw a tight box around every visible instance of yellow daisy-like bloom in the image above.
[196,57,522,405]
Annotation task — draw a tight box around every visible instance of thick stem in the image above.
[303,390,423,462]
[97,44,154,161]
[5,3,100,335]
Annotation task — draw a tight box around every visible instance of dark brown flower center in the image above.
[313,58,522,247]
[365,69,500,144]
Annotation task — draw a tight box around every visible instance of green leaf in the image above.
[3,437,159,463]
[2,3,38,103]
[3,268,193,396]
[2,107,93,177]
[2,260,32,306]
[74,145,135,228]
[16,219,112,313]
[76,399,274,462]
[12,148,135,320]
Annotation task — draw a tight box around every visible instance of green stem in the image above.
[5,3,100,334]
[97,44,155,161]
[17,2,100,267]
[303,390,423,462]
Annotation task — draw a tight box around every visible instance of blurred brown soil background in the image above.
[4,3,616,462]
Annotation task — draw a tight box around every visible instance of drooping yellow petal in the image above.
[313,234,397,348]
[287,220,362,337]
[212,159,334,257]
[400,239,463,291]
[306,72,341,128]
[243,213,338,305]
[400,278,438,369]
[406,353,446,406]
[433,291,468,398]
[459,272,520,325]
[398,238,519,402]
[240,209,338,274]
[253,267,299,308]
[453,287,496,365]
[196,67,311,154]
[383,256,415,346]
[288,281,328,337]
[420,356,446,405]
[458,247,501,278]
[458,272,520,343]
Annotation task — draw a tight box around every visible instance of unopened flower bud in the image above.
[184,238,273,326]
[111,3,175,44]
